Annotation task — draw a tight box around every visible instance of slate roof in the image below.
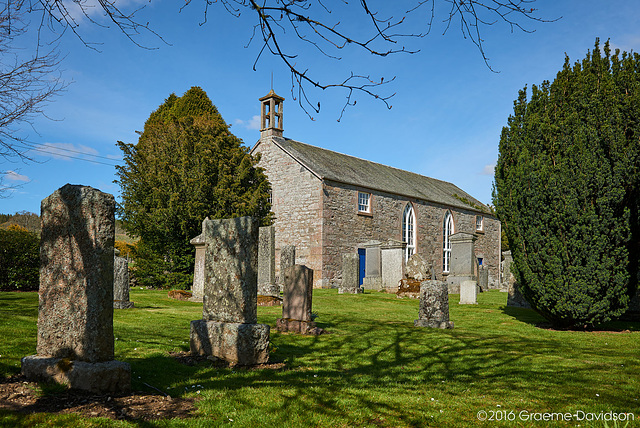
[260,137,491,214]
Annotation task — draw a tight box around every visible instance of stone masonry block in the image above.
[190,319,270,365]
[21,356,131,394]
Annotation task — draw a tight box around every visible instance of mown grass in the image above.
[1,289,638,427]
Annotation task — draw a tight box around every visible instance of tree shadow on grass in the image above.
[115,313,638,425]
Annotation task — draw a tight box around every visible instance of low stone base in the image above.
[257,295,283,306]
[414,319,454,329]
[258,283,280,297]
[338,287,363,294]
[21,356,131,393]
[113,300,134,309]
[362,276,382,291]
[276,318,325,335]
[189,295,204,303]
[190,320,270,365]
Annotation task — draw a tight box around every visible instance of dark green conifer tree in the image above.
[116,87,272,289]
[494,40,640,328]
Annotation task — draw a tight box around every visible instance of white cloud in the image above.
[235,115,261,131]
[4,170,30,182]
[480,163,496,176]
[30,143,99,161]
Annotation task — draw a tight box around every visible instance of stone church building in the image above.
[251,90,501,290]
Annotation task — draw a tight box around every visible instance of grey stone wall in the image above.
[254,138,501,290]
[252,137,325,287]
[322,180,501,289]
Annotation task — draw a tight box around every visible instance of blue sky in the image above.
[1,0,639,215]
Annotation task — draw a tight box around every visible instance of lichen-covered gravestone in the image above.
[339,253,363,294]
[279,245,296,293]
[21,184,131,393]
[459,280,478,305]
[189,216,270,365]
[258,226,280,297]
[414,280,454,329]
[276,265,323,334]
[113,251,134,309]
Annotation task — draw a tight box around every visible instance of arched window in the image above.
[443,211,454,273]
[402,204,416,261]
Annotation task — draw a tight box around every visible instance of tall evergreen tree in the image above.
[494,40,640,328]
[116,87,272,289]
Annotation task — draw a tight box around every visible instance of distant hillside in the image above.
[0,212,136,242]
[0,211,40,233]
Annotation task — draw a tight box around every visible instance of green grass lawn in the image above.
[1,289,638,427]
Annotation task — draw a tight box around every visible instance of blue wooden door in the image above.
[358,248,366,286]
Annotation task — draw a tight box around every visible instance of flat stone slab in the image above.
[338,287,363,294]
[276,318,325,335]
[21,356,130,394]
[190,320,270,365]
[413,319,454,329]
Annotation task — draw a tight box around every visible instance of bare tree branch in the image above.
[0,2,66,164]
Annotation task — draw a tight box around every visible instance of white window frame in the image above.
[476,215,484,232]
[443,211,454,273]
[402,203,416,261]
[358,192,371,213]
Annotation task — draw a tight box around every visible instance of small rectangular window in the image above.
[476,215,484,232]
[358,192,371,213]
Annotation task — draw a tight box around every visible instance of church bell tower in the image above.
[259,90,284,139]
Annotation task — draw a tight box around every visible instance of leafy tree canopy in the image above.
[116,87,272,289]
[493,39,640,328]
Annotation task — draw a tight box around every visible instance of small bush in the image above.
[0,225,39,291]
[115,240,137,259]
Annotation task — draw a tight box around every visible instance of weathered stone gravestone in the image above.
[339,253,363,294]
[276,265,323,334]
[478,265,489,292]
[21,184,131,393]
[507,282,531,308]
[397,253,432,299]
[405,253,433,281]
[446,232,478,294]
[113,251,134,309]
[279,245,296,292]
[414,280,454,329]
[360,240,382,290]
[258,226,280,297]
[381,240,405,290]
[189,231,206,302]
[189,216,270,365]
[501,250,515,292]
[459,279,478,304]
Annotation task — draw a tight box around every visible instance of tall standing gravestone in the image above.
[381,240,406,290]
[279,245,296,292]
[339,253,363,294]
[113,252,134,309]
[414,280,454,329]
[21,184,131,393]
[258,226,280,297]
[189,232,206,302]
[276,265,323,334]
[446,232,478,294]
[190,216,270,365]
